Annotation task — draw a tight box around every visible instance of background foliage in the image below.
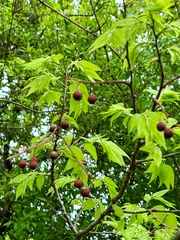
[1,0,180,239]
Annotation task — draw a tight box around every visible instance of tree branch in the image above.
[151,16,165,111]
[68,77,130,86]
[77,140,142,238]
[163,75,180,88]
[37,0,120,58]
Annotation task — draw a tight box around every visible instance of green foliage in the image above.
[1,0,180,239]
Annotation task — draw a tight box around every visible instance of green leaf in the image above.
[152,190,169,198]
[93,179,103,188]
[39,91,61,106]
[83,199,96,210]
[104,176,118,198]
[64,133,74,145]
[159,164,174,189]
[83,142,97,161]
[23,57,50,70]
[159,86,180,105]
[10,174,27,184]
[27,173,36,191]
[113,18,139,27]
[73,60,103,82]
[101,103,133,125]
[164,213,177,228]
[36,175,44,191]
[71,146,85,161]
[16,183,25,200]
[55,176,75,189]
[51,53,64,61]
[112,205,124,217]
[89,31,111,52]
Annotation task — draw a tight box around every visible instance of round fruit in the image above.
[81,188,90,197]
[30,160,38,170]
[82,160,87,166]
[18,159,26,168]
[74,179,83,189]
[73,91,82,100]
[50,150,58,160]
[50,124,57,132]
[157,122,166,131]
[30,156,38,162]
[88,94,97,104]
[164,128,174,138]
[60,120,69,129]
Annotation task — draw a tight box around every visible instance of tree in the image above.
[0,0,180,239]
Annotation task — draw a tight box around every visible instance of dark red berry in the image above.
[50,124,57,132]
[18,159,26,168]
[164,128,174,138]
[88,94,97,104]
[60,120,69,129]
[74,179,83,188]
[81,188,90,197]
[50,151,58,160]
[30,161,38,170]
[73,91,82,100]
[157,122,166,131]
[30,157,38,162]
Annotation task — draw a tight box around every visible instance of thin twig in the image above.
[172,156,180,173]
[136,151,180,164]
[150,210,177,230]
[151,16,165,111]
[59,134,95,179]
[76,140,142,238]
[163,75,180,88]
[38,0,120,58]
[154,99,169,117]
[52,183,78,235]
[6,132,54,160]
[68,77,130,86]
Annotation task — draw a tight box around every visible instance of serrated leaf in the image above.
[83,199,96,210]
[27,173,36,191]
[16,183,25,200]
[51,53,64,61]
[113,18,139,27]
[83,142,97,161]
[93,179,103,188]
[152,190,169,198]
[23,57,50,70]
[89,31,111,52]
[64,133,74,145]
[71,146,85,160]
[159,164,174,189]
[10,174,27,184]
[36,175,44,191]
[104,176,118,198]
[112,205,124,217]
[54,176,75,189]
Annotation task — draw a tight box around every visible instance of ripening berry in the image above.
[88,94,97,104]
[157,122,166,131]
[50,124,57,132]
[81,188,90,197]
[164,128,174,138]
[18,159,26,168]
[73,91,82,100]
[74,179,83,189]
[60,120,69,129]
[50,151,58,160]
[30,160,38,170]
